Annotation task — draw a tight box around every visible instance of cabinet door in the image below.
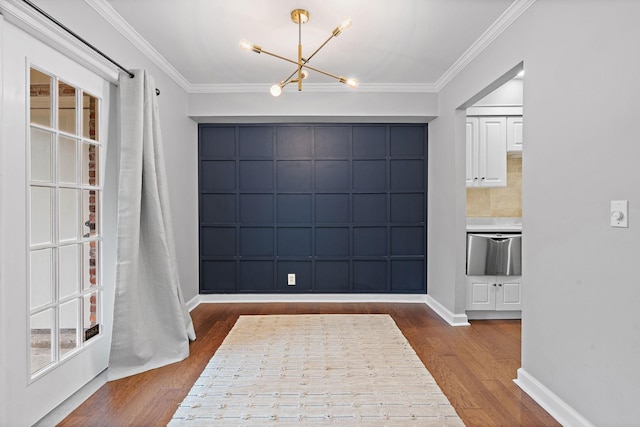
[478,117,507,187]
[465,276,495,310]
[507,116,523,152]
[465,117,479,187]
[495,277,522,310]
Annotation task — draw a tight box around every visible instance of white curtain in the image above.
[109,70,196,381]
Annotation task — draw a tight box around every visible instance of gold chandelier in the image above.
[240,9,359,97]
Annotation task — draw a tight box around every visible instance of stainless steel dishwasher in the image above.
[466,233,522,276]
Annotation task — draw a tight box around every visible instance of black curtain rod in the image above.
[21,0,160,95]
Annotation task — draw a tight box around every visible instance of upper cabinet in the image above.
[507,116,523,152]
[466,116,507,188]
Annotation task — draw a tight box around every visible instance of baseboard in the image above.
[33,369,108,427]
[186,294,201,312]
[514,368,595,427]
[425,295,470,326]
[192,294,470,327]
[197,293,429,304]
[466,310,521,320]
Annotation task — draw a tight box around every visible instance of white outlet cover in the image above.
[611,200,628,228]
[287,273,296,285]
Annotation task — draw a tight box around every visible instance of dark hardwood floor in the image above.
[59,303,559,426]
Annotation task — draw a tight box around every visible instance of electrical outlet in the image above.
[287,273,296,286]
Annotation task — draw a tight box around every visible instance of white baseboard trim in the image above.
[197,293,429,304]
[191,294,470,327]
[34,369,108,427]
[425,295,470,326]
[514,368,595,427]
[185,294,201,312]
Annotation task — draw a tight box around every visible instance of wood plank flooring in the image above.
[59,303,559,426]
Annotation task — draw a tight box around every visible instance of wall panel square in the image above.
[277,161,311,190]
[240,227,274,256]
[316,261,350,292]
[277,194,312,223]
[277,227,312,256]
[315,194,349,223]
[239,126,272,157]
[201,194,235,223]
[201,161,235,191]
[239,194,274,223]
[316,227,349,256]
[240,160,273,191]
[315,126,349,158]
[239,260,274,291]
[200,126,235,158]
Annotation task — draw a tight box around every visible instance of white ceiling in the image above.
[98,0,517,91]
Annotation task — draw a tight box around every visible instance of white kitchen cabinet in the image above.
[465,275,522,311]
[466,116,507,187]
[507,116,523,152]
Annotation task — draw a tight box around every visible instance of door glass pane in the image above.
[82,92,99,141]
[30,186,52,245]
[58,81,76,134]
[82,242,98,290]
[59,299,79,358]
[82,190,98,237]
[30,68,52,127]
[59,188,79,241]
[30,128,53,182]
[58,136,77,184]
[30,248,53,309]
[59,244,79,299]
[82,143,99,186]
[30,309,54,374]
[83,292,99,342]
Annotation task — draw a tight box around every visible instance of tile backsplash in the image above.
[467,155,522,217]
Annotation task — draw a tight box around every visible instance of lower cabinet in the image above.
[465,275,522,313]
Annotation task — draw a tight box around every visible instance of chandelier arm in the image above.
[257,48,302,67]
[304,33,336,64]
[259,50,348,85]
[299,63,343,82]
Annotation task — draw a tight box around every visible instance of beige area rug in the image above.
[169,314,465,426]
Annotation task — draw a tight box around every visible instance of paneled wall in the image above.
[199,124,427,294]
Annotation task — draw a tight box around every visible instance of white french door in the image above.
[0,18,116,426]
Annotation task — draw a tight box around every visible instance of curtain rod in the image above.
[21,0,160,95]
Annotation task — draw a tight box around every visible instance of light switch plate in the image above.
[287,273,296,285]
[611,200,628,228]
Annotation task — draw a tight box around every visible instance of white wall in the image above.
[33,1,200,302]
[429,0,640,425]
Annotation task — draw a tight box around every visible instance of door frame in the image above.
[0,14,117,425]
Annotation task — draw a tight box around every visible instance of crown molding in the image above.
[0,0,119,82]
[85,0,190,91]
[435,0,536,91]
[189,82,437,94]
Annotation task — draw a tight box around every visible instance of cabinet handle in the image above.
[474,177,478,181]
[492,283,497,287]
[481,177,486,180]
[498,283,503,287]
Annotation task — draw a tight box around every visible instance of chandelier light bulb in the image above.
[239,40,253,51]
[270,84,283,97]
[339,17,352,31]
[346,78,359,88]
[301,70,309,79]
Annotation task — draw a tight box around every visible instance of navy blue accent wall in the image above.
[199,124,427,294]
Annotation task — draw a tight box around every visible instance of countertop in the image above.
[466,217,522,232]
